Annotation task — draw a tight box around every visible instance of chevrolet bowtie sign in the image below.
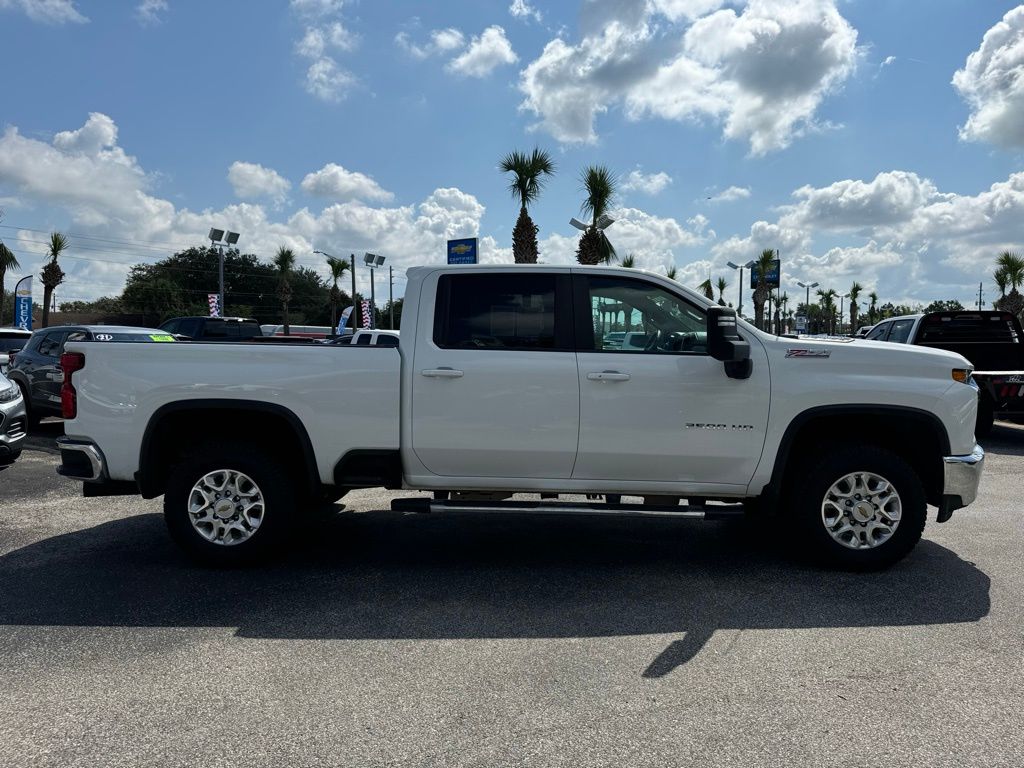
[447,237,478,265]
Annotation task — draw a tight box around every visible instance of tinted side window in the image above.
[237,322,262,339]
[434,274,565,350]
[202,320,229,339]
[178,319,201,338]
[355,334,372,346]
[375,334,399,347]
[865,323,889,341]
[161,320,180,334]
[887,320,915,344]
[37,332,67,358]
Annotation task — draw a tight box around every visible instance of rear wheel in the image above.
[788,444,926,570]
[164,442,295,565]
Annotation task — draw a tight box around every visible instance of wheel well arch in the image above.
[137,400,320,499]
[767,405,950,507]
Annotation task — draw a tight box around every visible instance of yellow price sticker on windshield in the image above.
[149,334,175,342]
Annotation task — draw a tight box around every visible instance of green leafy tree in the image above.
[325,255,350,331]
[40,232,68,328]
[575,166,617,265]
[848,281,862,332]
[0,241,19,321]
[995,251,1024,318]
[274,247,296,334]
[868,291,879,324]
[697,279,714,301]
[59,296,124,314]
[500,148,555,264]
[752,249,776,330]
[923,299,965,313]
[716,276,728,306]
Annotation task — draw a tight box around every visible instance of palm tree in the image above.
[868,291,879,324]
[274,246,296,335]
[575,166,617,265]
[994,268,1008,301]
[698,279,714,301]
[40,232,68,328]
[817,288,838,334]
[995,251,1024,317]
[620,254,636,268]
[0,241,19,322]
[666,265,677,280]
[848,281,863,333]
[716,276,728,306]
[779,292,789,331]
[752,249,776,330]
[325,255,350,332]
[500,148,555,264]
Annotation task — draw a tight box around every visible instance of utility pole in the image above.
[389,265,394,329]
[351,253,358,329]
[977,282,984,310]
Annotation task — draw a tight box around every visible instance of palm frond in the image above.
[580,165,617,223]
[274,246,296,273]
[501,148,555,209]
[0,242,19,271]
[48,232,69,261]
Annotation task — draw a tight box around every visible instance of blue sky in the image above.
[1,0,1023,312]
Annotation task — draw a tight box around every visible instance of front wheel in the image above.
[164,442,295,565]
[788,444,927,571]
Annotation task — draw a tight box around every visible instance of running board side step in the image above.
[391,497,746,520]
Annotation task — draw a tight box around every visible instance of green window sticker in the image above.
[149,334,175,342]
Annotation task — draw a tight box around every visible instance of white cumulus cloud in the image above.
[300,163,393,203]
[509,0,542,23]
[708,185,751,203]
[0,0,86,24]
[227,162,291,205]
[519,0,859,154]
[135,0,167,25]
[953,5,1024,149]
[291,0,357,101]
[395,27,465,59]
[621,169,673,195]
[447,25,518,77]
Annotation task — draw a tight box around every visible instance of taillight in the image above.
[60,352,85,419]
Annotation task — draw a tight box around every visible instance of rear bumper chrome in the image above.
[56,438,107,482]
[939,444,985,519]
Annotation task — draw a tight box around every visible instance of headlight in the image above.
[0,385,20,403]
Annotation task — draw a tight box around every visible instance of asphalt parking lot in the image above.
[1,422,1022,767]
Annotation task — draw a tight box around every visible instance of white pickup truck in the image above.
[56,265,984,570]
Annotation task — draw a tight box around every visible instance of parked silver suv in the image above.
[0,370,27,464]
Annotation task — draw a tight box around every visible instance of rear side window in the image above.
[0,334,29,352]
[918,314,1021,344]
[376,334,399,347]
[235,322,262,339]
[202,320,228,339]
[865,323,889,341]
[887,319,915,344]
[433,273,568,350]
[355,334,372,346]
[37,332,67,357]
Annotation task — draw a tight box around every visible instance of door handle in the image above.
[587,371,631,382]
[421,367,464,379]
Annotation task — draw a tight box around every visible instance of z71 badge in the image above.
[785,349,831,358]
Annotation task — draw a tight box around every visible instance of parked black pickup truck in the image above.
[868,311,1024,436]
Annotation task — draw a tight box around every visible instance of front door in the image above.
[572,273,769,488]
[411,271,579,479]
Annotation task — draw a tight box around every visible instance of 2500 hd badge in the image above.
[685,423,755,430]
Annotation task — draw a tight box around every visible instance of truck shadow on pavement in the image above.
[0,508,991,678]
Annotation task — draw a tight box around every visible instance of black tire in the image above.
[16,383,41,429]
[787,444,927,571]
[164,441,295,565]
[975,393,994,438]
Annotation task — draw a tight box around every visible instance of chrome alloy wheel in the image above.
[821,471,902,550]
[187,469,265,546]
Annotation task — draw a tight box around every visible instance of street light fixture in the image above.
[364,252,386,329]
[797,281,820,334]
[209,228,240,316]
[727,260,755,317]
[839,292,850,335]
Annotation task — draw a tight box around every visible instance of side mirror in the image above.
[707,307,752,380]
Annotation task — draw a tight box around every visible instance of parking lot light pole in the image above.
[364,253,385,330]
[727,260,755,318]
[209,228,239,316]
[797,280,819,333]
[839,292,850,335]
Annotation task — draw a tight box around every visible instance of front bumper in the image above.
[938,443,985,521]
[0,394,27,461]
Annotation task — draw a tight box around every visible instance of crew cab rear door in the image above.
[410,270,579,479]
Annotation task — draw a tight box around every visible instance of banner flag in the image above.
[338,306,354,334]
[208,293,221,318]
[13,275,32,330]
[360,300,372,327]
